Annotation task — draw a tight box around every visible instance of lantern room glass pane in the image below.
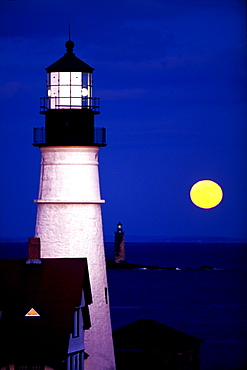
[71,98,81,108]
[71,85,81,97]
[71,85,81,108]
[82,73,88,85]
[60,85,70,108]
[50,72,58,85]
[60,97,70,108]
[60,85,70,97]
[50,85,58,108]
[71,72,81,85]
[60,72,70,85]
[82,73,92,98]
[51,86,58,97]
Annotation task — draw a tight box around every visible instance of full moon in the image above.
[190,180,223,209]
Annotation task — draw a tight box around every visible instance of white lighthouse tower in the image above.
[33,40,116,370]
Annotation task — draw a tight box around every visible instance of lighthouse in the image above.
[114,222,125,263]
[33,40,116,370]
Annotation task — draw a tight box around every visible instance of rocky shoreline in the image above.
[106,260,214,270]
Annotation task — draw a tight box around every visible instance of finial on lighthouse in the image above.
[65,23,74,53]
[65,39,74,54]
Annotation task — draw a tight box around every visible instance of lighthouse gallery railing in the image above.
[40,97,100,113]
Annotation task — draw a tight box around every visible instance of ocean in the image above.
[105,242,247,370]
[1,241,247,370]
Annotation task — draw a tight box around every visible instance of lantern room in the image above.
[34,40,106,147]
[46,70,93,109]
[44,40,95,110]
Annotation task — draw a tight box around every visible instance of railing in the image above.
[40,97,100,113]
[33,127,106,146]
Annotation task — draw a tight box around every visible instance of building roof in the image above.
[0,258,92,367]
[46,40,94,72]
[113,319,204,351]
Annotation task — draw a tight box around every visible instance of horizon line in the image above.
[1,235,247,243]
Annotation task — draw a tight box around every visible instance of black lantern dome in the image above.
[45,40,94,73]
[33,40,106,147]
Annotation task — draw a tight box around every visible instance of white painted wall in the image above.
[34,146,115,370]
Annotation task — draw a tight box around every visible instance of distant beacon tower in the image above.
[114,222,125,263]
[33,40,115,370]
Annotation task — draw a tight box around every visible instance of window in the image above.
[73,308,80,338]
[105,287,108,304]
[25,308,40,317]
[68,353,84,370]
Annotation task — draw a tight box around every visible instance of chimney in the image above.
[26,237,42,264]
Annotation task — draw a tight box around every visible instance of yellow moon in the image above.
[190,180,223,209]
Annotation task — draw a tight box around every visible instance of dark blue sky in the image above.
[0,0,246,241]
